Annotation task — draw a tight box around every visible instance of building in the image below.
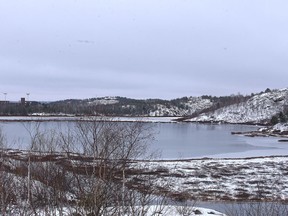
[21,97,25,105]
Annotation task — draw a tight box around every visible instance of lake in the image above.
[152,122,286,159]
[1,119,288,214]
[0,119,286,159]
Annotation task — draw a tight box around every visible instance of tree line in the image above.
[0,94,252,117]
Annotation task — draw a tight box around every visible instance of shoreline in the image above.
[3,147,288,162]
[0,115,272,125]
[0,115,179,123]
[231,123,288,140]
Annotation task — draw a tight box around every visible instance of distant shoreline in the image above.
[0,115,179,123]
[0,115,269,125]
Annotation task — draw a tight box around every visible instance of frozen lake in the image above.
[0,119,287,159]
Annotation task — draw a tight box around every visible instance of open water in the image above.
[0,120,286,159]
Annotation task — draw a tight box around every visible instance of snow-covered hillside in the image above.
[88,96,119,105]
[186,88,288,124]
[12,88,288,121]
[183,97,214,115]
[149,97,213,116]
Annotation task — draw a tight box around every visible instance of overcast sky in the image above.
[1,0,288,101]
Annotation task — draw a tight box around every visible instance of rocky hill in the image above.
[185,88,288,125]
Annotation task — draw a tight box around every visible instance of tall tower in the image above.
[26,93,30,101]
[3,93,7,102]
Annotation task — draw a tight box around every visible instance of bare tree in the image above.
[22,121,42,214]
[0,117,172,215]
[0,127,11,215]
[21,121,69,215]
[57,117,155,215]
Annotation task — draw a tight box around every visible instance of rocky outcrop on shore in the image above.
[231,123,288,141]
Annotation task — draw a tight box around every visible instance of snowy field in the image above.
[129,156,288,202]
[1,149,229,216]
[3,149,288,215]
[4,149,288,203]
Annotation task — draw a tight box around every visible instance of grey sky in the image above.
[1,0,288,101]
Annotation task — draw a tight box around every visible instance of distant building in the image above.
[21,97,25,105]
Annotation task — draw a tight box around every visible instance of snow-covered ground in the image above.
[144,205,225,216]
[129,156,288,202]
[5,148,288,204]
[1,148,229,216]
[272,123,288,131]
[3,148,288,215]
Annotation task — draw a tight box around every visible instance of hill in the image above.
[185,88,288,125]
[18,94,250,117]
[1,88,288,125]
